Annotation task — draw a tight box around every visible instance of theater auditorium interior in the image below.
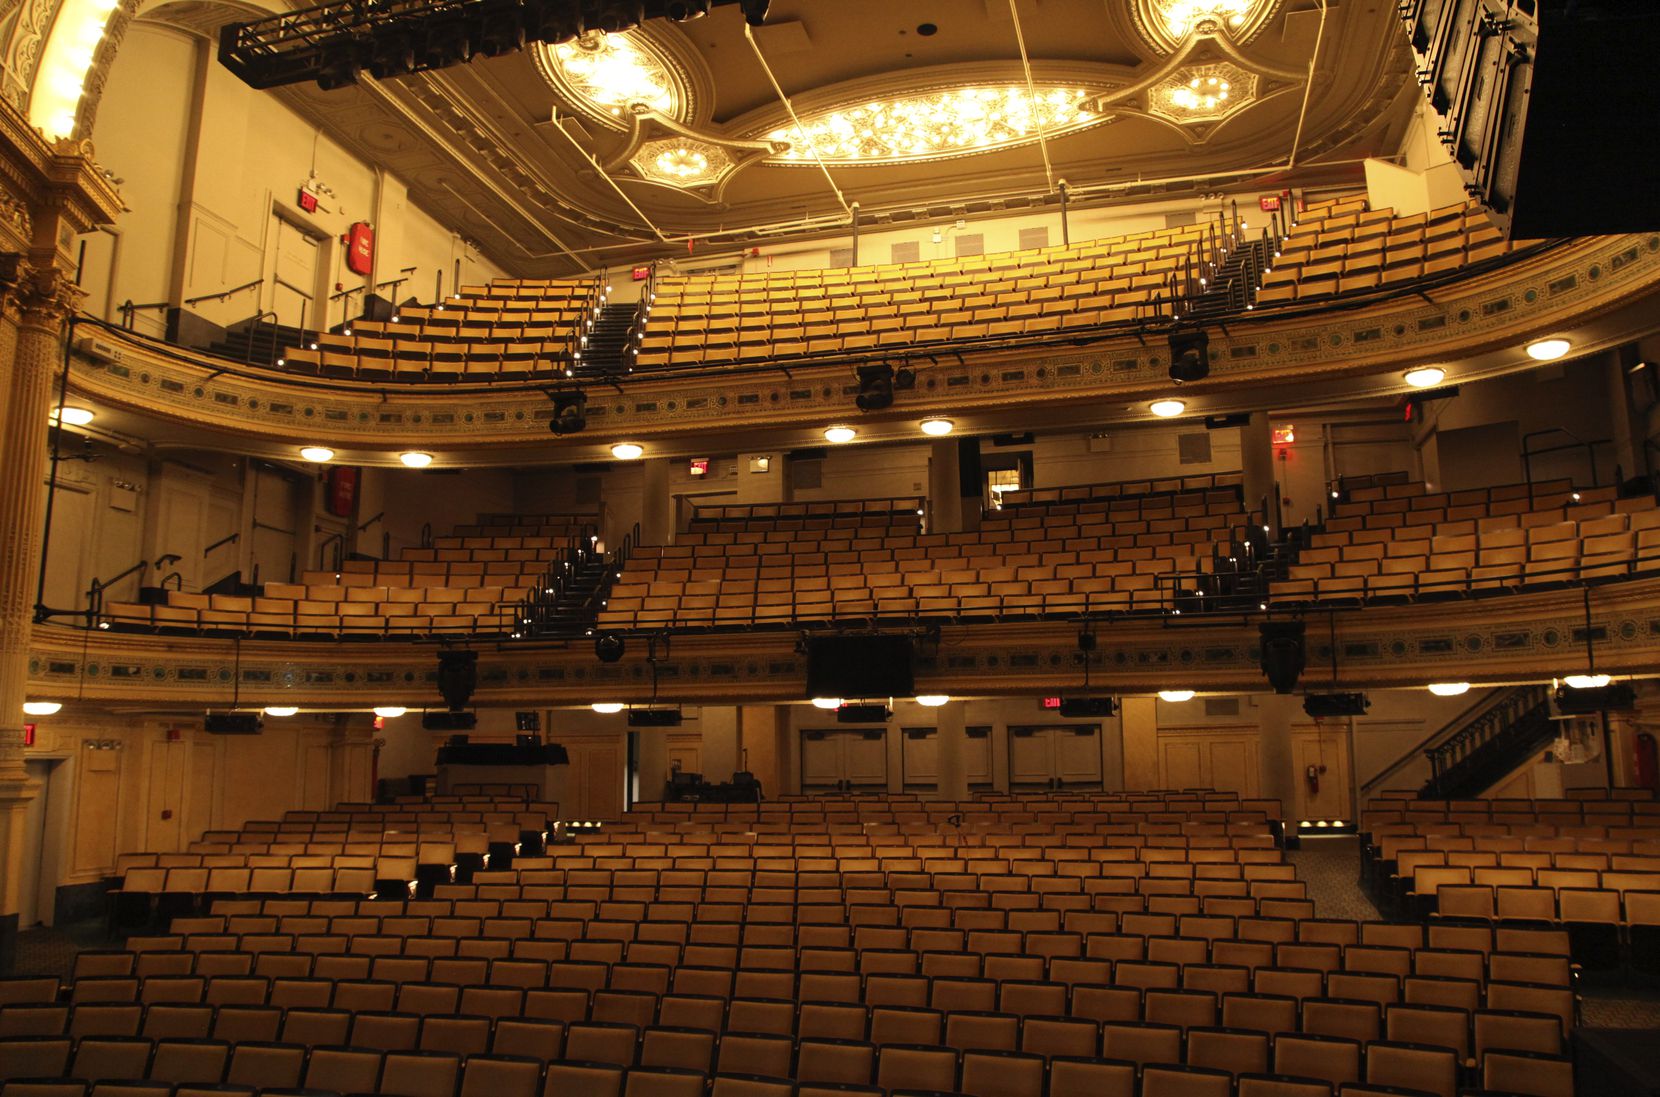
[1,0,1660,1095]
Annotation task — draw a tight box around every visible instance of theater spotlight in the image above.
[591,0,645,33]
[740,0,770,25]
[550,391,587,435]
[529,1,585,42]
[1168,329,1210,383]
[367,32,417,79]
[855,364,896,412]
[436,650,478,712]
[315,46,362,90]
[665,0,710,18]
[595,633,625,663]
[1258,621,1306,695]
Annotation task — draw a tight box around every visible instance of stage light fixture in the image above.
[855,363,896,411]
[740,0,770,25]
[367,31,417,79]
[591,0,645,33]
[315,48,361,90]
[550,392,588,435]
[1258,620,1306,694]
[665,0,710,17]
[1168,329,1210,383]
[530,2,586,42]
[436,650,479,712]
[595,633,625,663]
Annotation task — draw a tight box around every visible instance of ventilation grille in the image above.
[1019,226,1050,251]
[955,233,985,258]
[828,247,854,268]
[891,241,920,264]
[1178,433,1212,465]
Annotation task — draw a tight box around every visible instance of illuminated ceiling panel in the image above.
[1148,62,1259,124]
[757,84,1105,166]
[1134,0,1282,53]
[544,31,689,127]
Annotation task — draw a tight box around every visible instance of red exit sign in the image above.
[23,723,35,747]
[631,266,650,281]
[298,189,318,213]
[1259,195,1281,212]
[1041,696,1063,710]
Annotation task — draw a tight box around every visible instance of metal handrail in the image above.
[184,277,265,308]
[1424,684,1553,798]
[1361,685,1518,797]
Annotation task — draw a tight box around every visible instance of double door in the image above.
[1009,725,1104,789]
[800,728,888,791]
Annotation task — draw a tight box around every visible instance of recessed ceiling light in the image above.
[824,426,857,444]
[1149,399,1186,418]
[1403,366,1445,388]
[299,446,335,463]
[811,697,844,709]
[915,694,950,706]
[263,706,299,717]
[1426,682,1470,697]
[920,418,955,437]
[1527,338,1571,361]
[1158,690,1195,702]
[611,442,645,460]
[22,701,61,716]
[591,702,625,714]
[49,406,94,427]
[373,706,407,718]
[399,452,433,468]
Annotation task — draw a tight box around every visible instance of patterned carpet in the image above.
[11,841,1660,1029]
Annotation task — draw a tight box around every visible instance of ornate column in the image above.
[0,264,79,961]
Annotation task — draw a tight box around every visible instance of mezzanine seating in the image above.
[100,516,595,639]
[598,481,1256,632]
[1270,479,1660,605]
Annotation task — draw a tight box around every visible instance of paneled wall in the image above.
[80,21,501,339]
[17,712,373,925]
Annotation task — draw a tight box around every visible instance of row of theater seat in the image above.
[102,517,595,639]
[1255,202,1510,305]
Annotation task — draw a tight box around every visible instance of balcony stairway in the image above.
[1420,683,1556,799]
[580,302,639,376]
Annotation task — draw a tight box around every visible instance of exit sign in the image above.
[23,723,35,747]
[1041,696,1063,710]
[631,266,650,281]
[1259,195,1281,212]
[298,189,318,213]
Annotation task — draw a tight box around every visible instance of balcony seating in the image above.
[101,516,594,639]
[1254,200,1512,306]
[597,482,1255,631]
[1270,479,1660,605]
[275,280,601,383]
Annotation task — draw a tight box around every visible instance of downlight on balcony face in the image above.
[399,452,434,468]
[299,446,335,463]
[1403,366,1445,388]
[1427,682,1470,697]
[1149,399,1186,418]
[1527,338,1572,361]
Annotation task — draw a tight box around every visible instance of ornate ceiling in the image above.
[238,0,1414,276]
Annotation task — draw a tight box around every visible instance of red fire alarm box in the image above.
[346,221,374,276]
[22,723,35,747]
[327,466,358,517]
[298,189,318,213]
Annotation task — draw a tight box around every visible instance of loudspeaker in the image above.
[1259,621,1306,694]
[204,713,261,735]
[956,437,982,498]
[1410,0,1660,236]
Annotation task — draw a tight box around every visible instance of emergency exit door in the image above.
[1009,725,1103,789]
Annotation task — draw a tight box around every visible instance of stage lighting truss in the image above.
[219,0,769,91]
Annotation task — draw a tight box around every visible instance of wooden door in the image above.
[1291,727,1353,822]
[800,729,889,790]
[271,215,320,329]
[1010,726,1103,788]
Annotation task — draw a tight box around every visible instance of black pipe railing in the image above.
[1424,684,1552,798]
[184,277,265,308]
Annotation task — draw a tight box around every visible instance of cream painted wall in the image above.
[17,710,373,919]
[83,21,502,339]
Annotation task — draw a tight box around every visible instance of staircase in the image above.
[517,552,613,638]
[581,303,639,375]
[1184,238,1273,320]
[1420,684,1556,798]
[207,316,316,369]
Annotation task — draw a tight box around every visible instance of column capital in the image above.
[8,258,82,329]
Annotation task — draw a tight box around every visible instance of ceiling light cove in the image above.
[630,138,732,188]
[1150,63,1258,125]
[544,31,688,128]
[761,85,1105,166]
[1134,0,1283,53]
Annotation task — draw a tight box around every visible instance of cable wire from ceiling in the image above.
[1007,0,1056,194]
[1287,0,1330,170]
[743,20,853,219]
[545,109,672,243]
